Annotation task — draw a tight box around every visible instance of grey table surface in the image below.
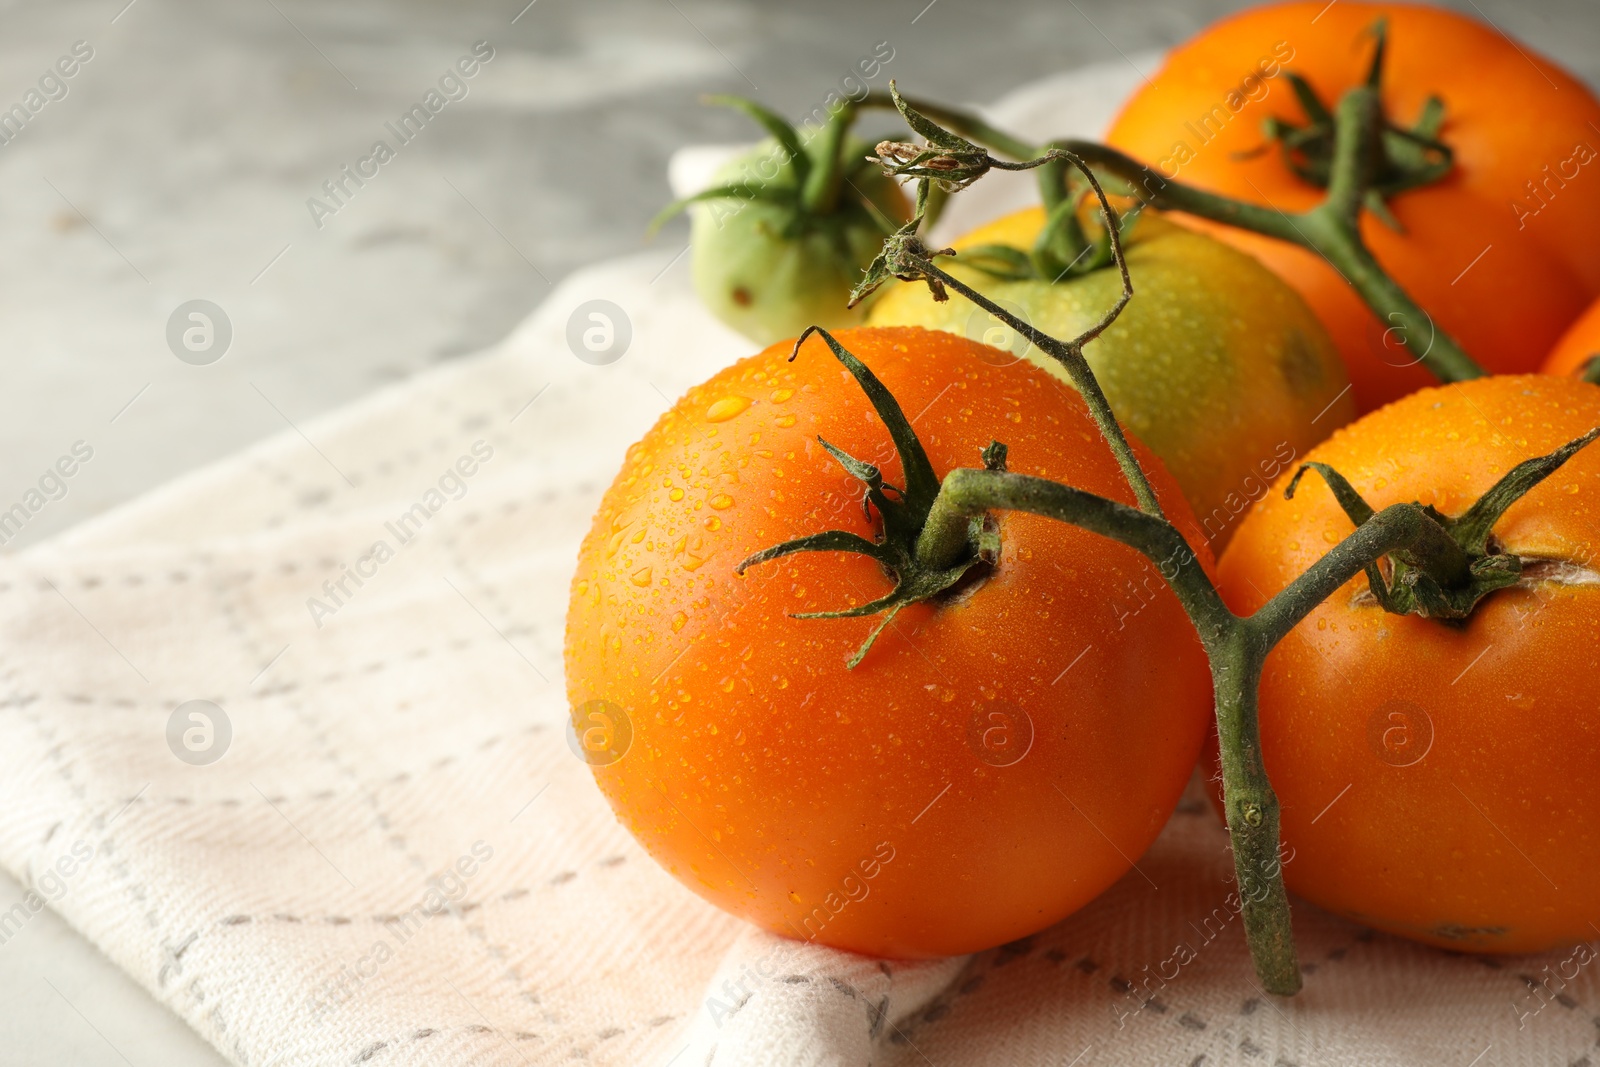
[0,0,1593,1063]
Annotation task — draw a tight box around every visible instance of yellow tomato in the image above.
[869,208,1353,547]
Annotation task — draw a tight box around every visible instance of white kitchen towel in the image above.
[1,55,1597,1067]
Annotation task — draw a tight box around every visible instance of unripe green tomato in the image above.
[690,136,910,345]
[868,208,1355,548]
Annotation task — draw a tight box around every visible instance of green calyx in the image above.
[650,94,901,236]
[734,326,1001,668]
[1022,147,1142,281]
[867,82,1001,193]
[652,95,916,344]
[847,82,1027,309]
[961,196,1141,285]
[849,85,1139,305]
[1256,18,1452,227]
[855,82,1137,280]
[848,178,958,307]
[1286,427,1600,619]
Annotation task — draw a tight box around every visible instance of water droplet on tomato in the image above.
[710,494,734,510]
[631,566,653,587]
[775,415,797,428]
[770,388,794,403]
[669,487,685,501]
[706,396,753,422]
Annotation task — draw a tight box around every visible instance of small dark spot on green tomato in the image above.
[1279,328,1326,395]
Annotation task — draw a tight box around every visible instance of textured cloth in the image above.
[1,57,1598,1067]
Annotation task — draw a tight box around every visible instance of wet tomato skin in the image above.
[565,326,1213,958]
[1217,375,1600,953]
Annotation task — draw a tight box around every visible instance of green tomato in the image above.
[688,135,910,346]
[868,208,1355,548]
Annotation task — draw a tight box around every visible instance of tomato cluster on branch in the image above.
[570,0,1600,1001]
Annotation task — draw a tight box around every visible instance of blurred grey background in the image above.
[0,0,1592,1062]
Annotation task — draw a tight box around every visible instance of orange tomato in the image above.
[1544,293,1600,378]
[565,326,1213,957]
[1106,1,1598,411]
[1218,375,1600,953]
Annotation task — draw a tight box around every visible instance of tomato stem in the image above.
[734,325,999,667]
[1262,19,1454,206]
[1209,641,1300,996]
[1321,86,1380,226]
[1029,156,1094,278]
[911,471,1464,995]
[858,93,1106,281]
[864,118,1558,990]
[648,93,903,244]
[861,71,1486,383]
[917,469,1224,622]
[762,319,1600,992]
[1275,431,1600,620]
[913,472,1472,995]
[799,100,857,216]
[1060,134,1486,385]
[902,245,1161,518]
[1243,503,1444,640]
[759,71,1585,997]
[859,89,1037,161]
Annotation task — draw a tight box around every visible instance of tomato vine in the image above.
[742,84,1600,996]
[858,21,1486,386]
